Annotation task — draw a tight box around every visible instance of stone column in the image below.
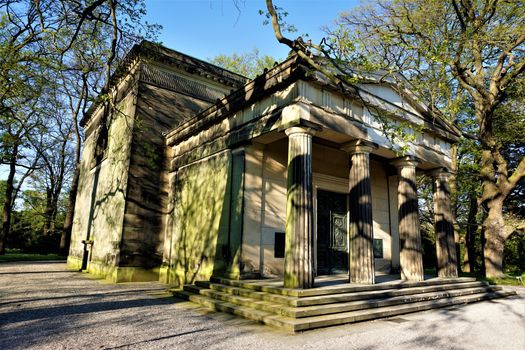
[284,126,316,289]
[431,169,458,278]
[342,140,377,284]
[391,157,424,281]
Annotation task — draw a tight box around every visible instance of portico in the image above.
[160,49,462,287]
[275,125,458,288]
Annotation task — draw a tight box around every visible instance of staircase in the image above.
[171,275,515,332]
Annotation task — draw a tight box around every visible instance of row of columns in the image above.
[283,125,457,289]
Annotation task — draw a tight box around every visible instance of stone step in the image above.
[209,276,478,297]
[284,290,516,332]
[183,284,286,315]
[174,289,515,332]
[174,290,277,324]
[194,281,292,304]
[195,280,489,307]
[291,281,488,307]
[181,284,503,318]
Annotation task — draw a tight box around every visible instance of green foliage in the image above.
[0,180,5,208]
[259,6,297,34]
[504,232,525,275]
[6,189,65,253]
[328,1,523,119]
[0,249,66,262]
[483,274,525,286]
[322,0,525,277]
[210,48,279,78]
[0,0,160,254]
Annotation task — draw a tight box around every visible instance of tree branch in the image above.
[504,155,525,197]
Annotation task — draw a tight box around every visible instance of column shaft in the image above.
[432,171,458,278]
[348,152,375,284]
[393,158,424,281]
[284,127,315,289]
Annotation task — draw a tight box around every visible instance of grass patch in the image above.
[460,270,525,286]
[0,251,66,263]
[483,273,525,286]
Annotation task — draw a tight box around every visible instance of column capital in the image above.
[390,155,420,169]
[285,125,318,137]
[428,167,453,180]
[341,139,378,154]
[280,119,322,135]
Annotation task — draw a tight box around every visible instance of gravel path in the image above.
[1,261,524,350]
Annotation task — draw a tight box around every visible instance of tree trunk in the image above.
[463,193,478,273]
[0,145,18,255]
[43,187,54,236]
[483,197,506,278]
[60,104,82,256]
[479,220,486,276]
[476,104,510,278]
[60,165,79,255]
[50,183,62,236]
[462,238,470,273]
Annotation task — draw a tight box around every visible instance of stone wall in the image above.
[240,144,265,276]
[67,88,136,280]
[118,80,212,272]
[165,150,234,286]
[370,161,393,273]
[68,57,240,282]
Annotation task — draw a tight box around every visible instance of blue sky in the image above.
[1,1,362,182]
[144,0,361,61]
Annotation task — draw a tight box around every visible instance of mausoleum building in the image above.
[67,41,461,288]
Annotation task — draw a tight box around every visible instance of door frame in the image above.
[313,173,349,276]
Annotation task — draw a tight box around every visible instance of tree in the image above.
[29,102,75,239]
[211,48,278,78]
[0,0,49,254]
[264,0,525,278]
[0,0,160,254]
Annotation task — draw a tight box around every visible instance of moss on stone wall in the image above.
[68,91,136,280]
[168,150,233,285]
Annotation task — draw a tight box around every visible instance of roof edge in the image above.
[80,40,249,127]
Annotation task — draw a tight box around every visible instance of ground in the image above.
[0,262,524,350]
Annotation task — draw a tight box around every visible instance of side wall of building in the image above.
[117,71,214,280]
[163,150,235,286]
[67,82,137,280]
[68,57,243,282]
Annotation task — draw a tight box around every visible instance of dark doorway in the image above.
[316,189,348,274]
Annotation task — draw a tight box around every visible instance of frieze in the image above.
[140,64,228,103]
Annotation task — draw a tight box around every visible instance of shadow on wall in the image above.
[171,151,233,285]
[167,69,288,284]
[73,100,135,270]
